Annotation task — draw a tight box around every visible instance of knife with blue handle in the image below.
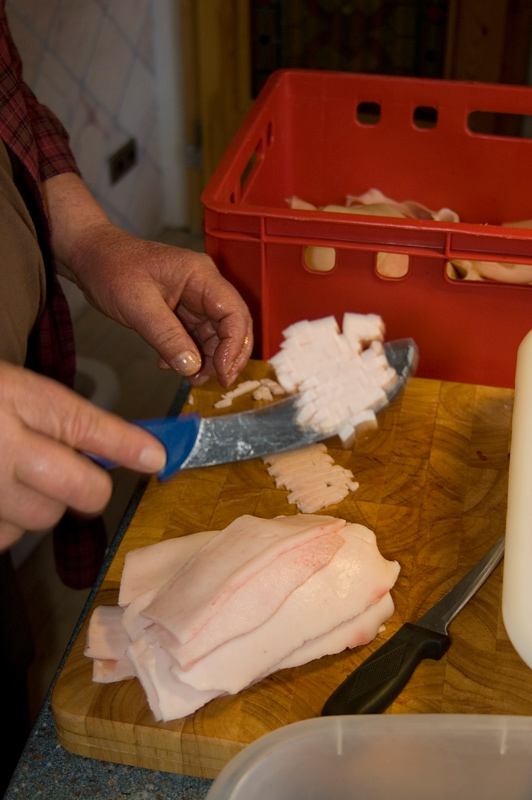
[321,534,505,716]
[89,339,417,480]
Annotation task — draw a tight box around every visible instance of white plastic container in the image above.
[503,329,532,670]
[206,715,532,800]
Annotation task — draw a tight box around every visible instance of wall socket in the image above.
[108,137,137,184]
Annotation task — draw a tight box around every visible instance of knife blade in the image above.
[91,339,417,480]
[321,534,505,716]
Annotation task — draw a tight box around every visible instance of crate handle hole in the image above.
[468,110,532,138]
[376,252,410,278]
[240,149,258,194]
[446,258,532,282]
[413,106,438,129]
[304,245,336,272]
[356,101,381,125]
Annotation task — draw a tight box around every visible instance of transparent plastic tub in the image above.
[206,715,532,800]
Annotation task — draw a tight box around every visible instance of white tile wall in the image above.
[5,0,172,240]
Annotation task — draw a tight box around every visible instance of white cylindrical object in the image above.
[503,329,532,669]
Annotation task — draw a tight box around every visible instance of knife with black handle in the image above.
[321,535,505,716]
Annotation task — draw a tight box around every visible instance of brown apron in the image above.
[0,137,44,792]
[0,137,46,365]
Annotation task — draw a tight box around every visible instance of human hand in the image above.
[0,361,166,551]
[43,174,253,387]
[67,224,253,387]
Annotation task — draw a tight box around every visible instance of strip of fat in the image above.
[118,529,218,607]
[92,656,136,684]
[155,528,345,669]
[84,605,130,661]
[143,514,346,651]
[157,523,399,695]
[274,590,395,671]
[127,633,221,722]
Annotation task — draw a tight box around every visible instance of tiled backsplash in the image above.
[5,0,175,240]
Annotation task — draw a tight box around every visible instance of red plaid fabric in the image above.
[0,0,79,387]
[1,2,106,588]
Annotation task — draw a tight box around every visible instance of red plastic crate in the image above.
[201,69,532,388]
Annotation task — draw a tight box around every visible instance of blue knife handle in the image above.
[321,623,451,716]
[87,413,202,480]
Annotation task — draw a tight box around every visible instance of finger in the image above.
[124,284,203,377]
[214,315,254,387]
[0,519,25,552]
[14,429,114,516]
[1,473,68,532]
[5,364,166,473]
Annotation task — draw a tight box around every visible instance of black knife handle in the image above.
[321,623,451,716]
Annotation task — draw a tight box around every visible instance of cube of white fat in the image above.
[342,312,384,345]
[253,385,273,402]
[283,316,339,342]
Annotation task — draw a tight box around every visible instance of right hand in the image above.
[0,361,167,551]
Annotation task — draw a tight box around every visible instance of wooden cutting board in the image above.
[51,359,531,779]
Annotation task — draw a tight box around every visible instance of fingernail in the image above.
[173,350,202,376]
[139,445,167,473]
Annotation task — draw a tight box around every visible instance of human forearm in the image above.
[41,172,112,280]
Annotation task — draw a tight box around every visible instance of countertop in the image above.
[5,364,522,796]
[5,380,214,800]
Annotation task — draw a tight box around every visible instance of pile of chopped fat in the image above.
[269,313,397,446]
[263,443,359,513]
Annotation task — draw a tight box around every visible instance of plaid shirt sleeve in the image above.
[0,6,80,182]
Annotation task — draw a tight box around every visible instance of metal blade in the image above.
[180,338,417,470]
[415,536,505,636]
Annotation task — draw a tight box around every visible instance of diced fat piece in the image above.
[84,605,130,660]
[342,312,384,345]
[155,527,345,669]
[118,530,218,607]
[214,380,262,408]
[288,485,352,514]
[143,514,347,653]
[213,396,232,408]
[260,377,285,395]
[268,312,397,441]
[275,591,395,670]
[274,463,351,492]
[253,385,273,402]
[264,443,358,513]
[263,443,331,471]
[127,633,221,722]
[168,523,399,695]
[92,656,136,684]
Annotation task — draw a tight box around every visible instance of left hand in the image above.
[67,223,253,387]
[43,174,253,387]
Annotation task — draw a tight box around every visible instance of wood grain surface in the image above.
[51,359,527,779]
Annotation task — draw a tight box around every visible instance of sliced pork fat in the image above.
[118,529,218,607]
[158,523,399,695]
[85,514,399,722]
[143,514,346,651]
